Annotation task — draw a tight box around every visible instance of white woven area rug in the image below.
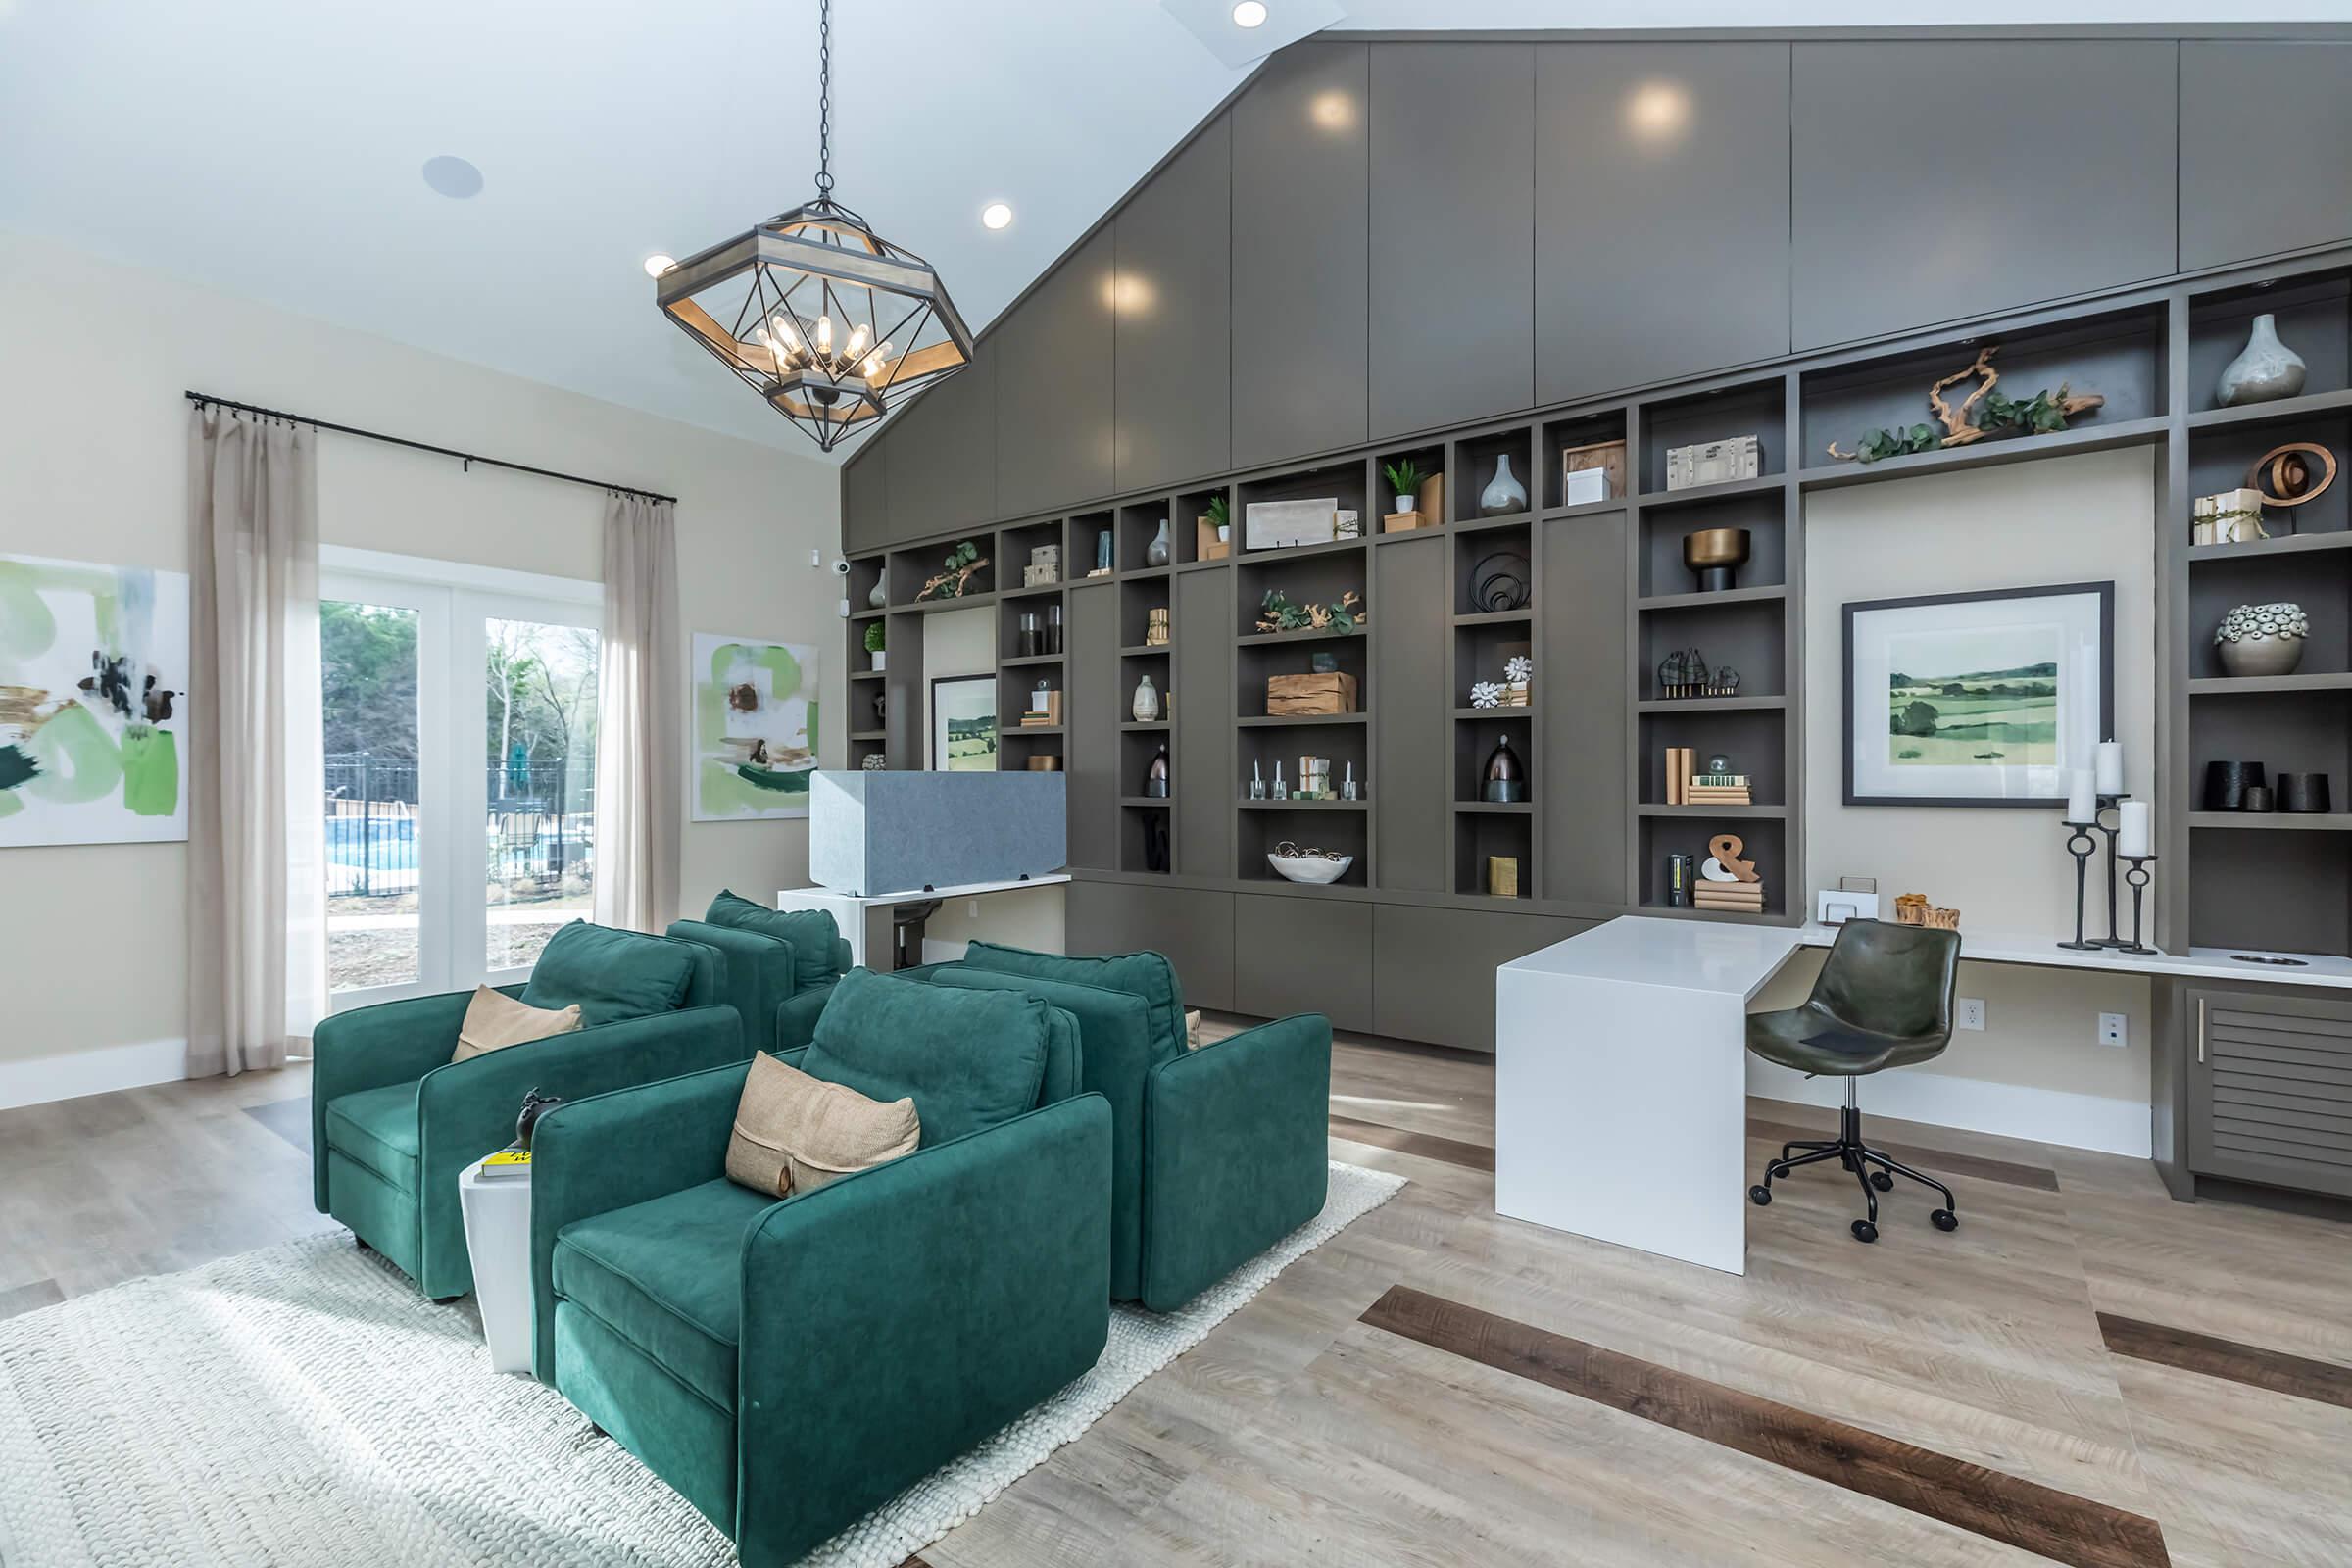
[0,1159,1401,1568]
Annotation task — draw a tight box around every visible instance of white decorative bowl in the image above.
[1266,853,1353,885]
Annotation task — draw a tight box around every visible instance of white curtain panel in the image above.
[185,408,325,1078]
[593,493,682,932]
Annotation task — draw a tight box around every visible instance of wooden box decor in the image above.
[1266,672,1358,715]
[1487,856,1520,898]
[1145,607,1170,646]
[1416,471,1445,524]
[1023,564,1058,587]
[1195,516,1230,561]
[1665,435,1760,492]
[1245,497,1340,551]
[1560,438,1627,503]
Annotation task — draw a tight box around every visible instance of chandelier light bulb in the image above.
[861,341,893,378]
[816,314,833,356]
[845,323,869,360]
[769,313,803,356]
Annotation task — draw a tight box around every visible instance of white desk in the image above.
[1495,915,2346,1277]
[776,873,1071,971]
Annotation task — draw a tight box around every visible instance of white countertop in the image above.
[1793,921,2352,990]
[778,873,1070,907]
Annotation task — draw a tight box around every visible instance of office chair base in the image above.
[1750,1088,1959,1242]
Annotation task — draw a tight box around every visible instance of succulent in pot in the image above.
[2214,601,2308,679]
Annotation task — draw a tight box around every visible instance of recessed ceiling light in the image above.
[419,155,483,200]
[643,253,677,277]
[981,202,1013,231]
[1232,1,1267,27]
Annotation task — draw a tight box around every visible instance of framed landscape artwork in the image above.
[692,634,819,820]
[929,674,998,772]
[1842,582,2113,808]
[0,553,191,847]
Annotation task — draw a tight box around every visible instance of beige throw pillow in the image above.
[726,1052,919,1199]
[452,985,583,1063]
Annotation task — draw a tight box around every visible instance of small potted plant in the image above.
[1207,494,1230,545]
[863,618,887,672]
[1384,458,1421,516]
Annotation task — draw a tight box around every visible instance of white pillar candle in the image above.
[2067,769,2097,824]
[2095,740,2125,796]
[2117,800,2152,858]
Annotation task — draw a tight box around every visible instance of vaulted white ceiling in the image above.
[3,1,2342,457]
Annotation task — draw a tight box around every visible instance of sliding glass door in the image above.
[321,551,599,1008]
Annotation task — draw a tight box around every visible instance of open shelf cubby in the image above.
[1239,806,1369,889]
[1638,597,1786,702]
[998,519,1066,592]
[1119,577,1172,651]
[2188,554,2351,681]
[1117,502,1176,573]
[1373,440,1445,530]
[1450,423,1536,524]
[1542,408,1631,511]
[1237,635,1365,719]
[1236,459,1369,556]
[2188,824,2352,958]
[2188,408,2352,541]
[1119,801,1174,876]
[1069,510,1115,582]
[1241,718,1366,805]
[1640,376,1786,497]
[1637,708,1788,808]
[1454,811,1534,900]
[1638,490,1786,599]
[1639,816,1787,919]
[1234,545,1366,637]
[1454,713,1533,806]
[2187,270,2350,418]
[1175,485,1230,564]
[1454,621,1533,710]
[1455,520,1533,618]
[1002,664,1064,733]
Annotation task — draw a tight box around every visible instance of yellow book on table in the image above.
[477,1147,533,1180]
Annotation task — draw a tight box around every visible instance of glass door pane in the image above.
[483,617,599,973]
[321,600,423,995]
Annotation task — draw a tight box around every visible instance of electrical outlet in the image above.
[1957,997,1984,1031]
[967,899,980,918]
[2098,1012,2129,1048]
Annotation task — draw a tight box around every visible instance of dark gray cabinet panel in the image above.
[2187,987,2352,1200]
[997,229,1115,516]
[1175,568,1235,879]
[885,350,996,544]
[1235,892,1372,1033]
[1536,43,1789,405]
[2180,43,2352,270]
[1373,905,1591,1052]
[1231,40,1369,469]
[1368,42,1535,438]
[841,450,888,556]
[1066,879,1235,1011]
[1374,535,1447,891]
[1541,512,1628,904]
[1066,582,1120,871]
[1115,115,1232,493]
[1790,41,2177,350]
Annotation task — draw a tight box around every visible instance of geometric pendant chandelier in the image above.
[656,0,974,451]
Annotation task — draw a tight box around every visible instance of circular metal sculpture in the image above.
[1470,551,1532,612]
[2247,441,2337,510]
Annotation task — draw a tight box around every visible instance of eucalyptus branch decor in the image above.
[1827,346,2106,465]
[1255,588,1365,636]
[915,540,988,601]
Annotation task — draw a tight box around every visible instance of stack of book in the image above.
[1019,691,1063,727]
[1692,878,1767,914]
[1663,749,1752,806]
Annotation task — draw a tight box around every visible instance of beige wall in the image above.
[1755,447,2161,1153]
[0,227,842,1105]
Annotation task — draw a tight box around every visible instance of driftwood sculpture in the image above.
[1828,345,2105,464]
[915,540,989,601]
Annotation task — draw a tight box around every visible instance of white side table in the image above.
[457,1163,534,1374]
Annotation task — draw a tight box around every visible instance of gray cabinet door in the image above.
[1374,534,1447,892]
[2180,43,2352,270]
[841,450,889,555]
[1541,510,1629,905]
[1066,582,1120,871]
[2187,987,2352,1199]
[1231,40,1369,470]
[886,350,996,544]
[1373,905,1590,1052]
[1536,43,1789,405]
[1115,115,1232,493]
[1368,42,1535,439]
[1175,567,1236,880]
[1790,41,2177,350]
[997,229,1115,517]
[1066,879,1235,1011]
[1235,892,1372,1033]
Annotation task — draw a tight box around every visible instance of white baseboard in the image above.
[0,1038,189,1112]
[1744,1057,2150,1158]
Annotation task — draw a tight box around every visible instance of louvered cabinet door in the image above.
[2187,989,2352,1199]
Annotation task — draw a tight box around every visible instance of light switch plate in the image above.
[1957,998,1985,1031]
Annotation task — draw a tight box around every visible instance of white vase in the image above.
[1132,674,1160,722]
[1146,518,1172,567]
[869,650,886,672]
[1480,455,1527,516]
[867,579,887,609]
[2217,313,2307,407]
[1395,495,1415,514]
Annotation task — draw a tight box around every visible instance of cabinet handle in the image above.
[2196,997,2206,1065]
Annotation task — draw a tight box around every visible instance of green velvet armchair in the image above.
[311,921,748,1299]
[528,969,1111,1568]
[922,941,1331,1312]
[664,890,850,1053]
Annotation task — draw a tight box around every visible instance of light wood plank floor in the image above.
[3,1022,2346,1566]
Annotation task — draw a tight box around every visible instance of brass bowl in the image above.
[1684,526,1751,592]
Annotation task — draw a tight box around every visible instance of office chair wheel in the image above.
[1931,1208,1958,1232]
[1850,1219,1878,1244]
[1868,1169,1893,1191]
[1749,1184,1772,1205]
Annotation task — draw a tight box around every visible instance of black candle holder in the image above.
[2090,793,2131,949]
[2116,855,2159,955]
[2058,820,2103,952]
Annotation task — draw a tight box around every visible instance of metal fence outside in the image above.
[325,753,594,898]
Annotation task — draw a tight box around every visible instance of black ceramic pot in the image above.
[2203,760,2267,811]
[2278,772,2333,813]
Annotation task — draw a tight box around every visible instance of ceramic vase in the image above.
[2218,633,2306,678]
[1480,455,1527,516]
[2217,313,2307,407]
[1146,518,1172,567]
[1132,674,1160,722]
[1482,733,1527,803]
[867,579,887,609]
[869,650,886,672]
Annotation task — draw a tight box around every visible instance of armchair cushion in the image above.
[725,1051,918,1198]
[452,985,581,1062]
[705,891,842,990]
[322,1081,420,1189]
[551,1177,774,1409]
[802,969,1049,1146]
[522,922,698,1025]
[960,942,1186,1066]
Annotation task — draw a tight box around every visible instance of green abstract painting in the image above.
[693,633,819,820]
[0,554,190,847]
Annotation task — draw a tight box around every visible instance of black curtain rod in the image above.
[183,391,679,506]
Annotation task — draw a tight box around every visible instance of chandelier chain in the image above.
[814,0,834,199]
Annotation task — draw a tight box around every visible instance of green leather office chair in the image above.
[1745,918,1962,1244]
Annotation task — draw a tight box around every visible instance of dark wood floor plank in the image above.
[1328,1114,1494,1173]
[2099,1313,2352,1411]
[1747,1117,2059,1193]
[1362,1284,2170,1568]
